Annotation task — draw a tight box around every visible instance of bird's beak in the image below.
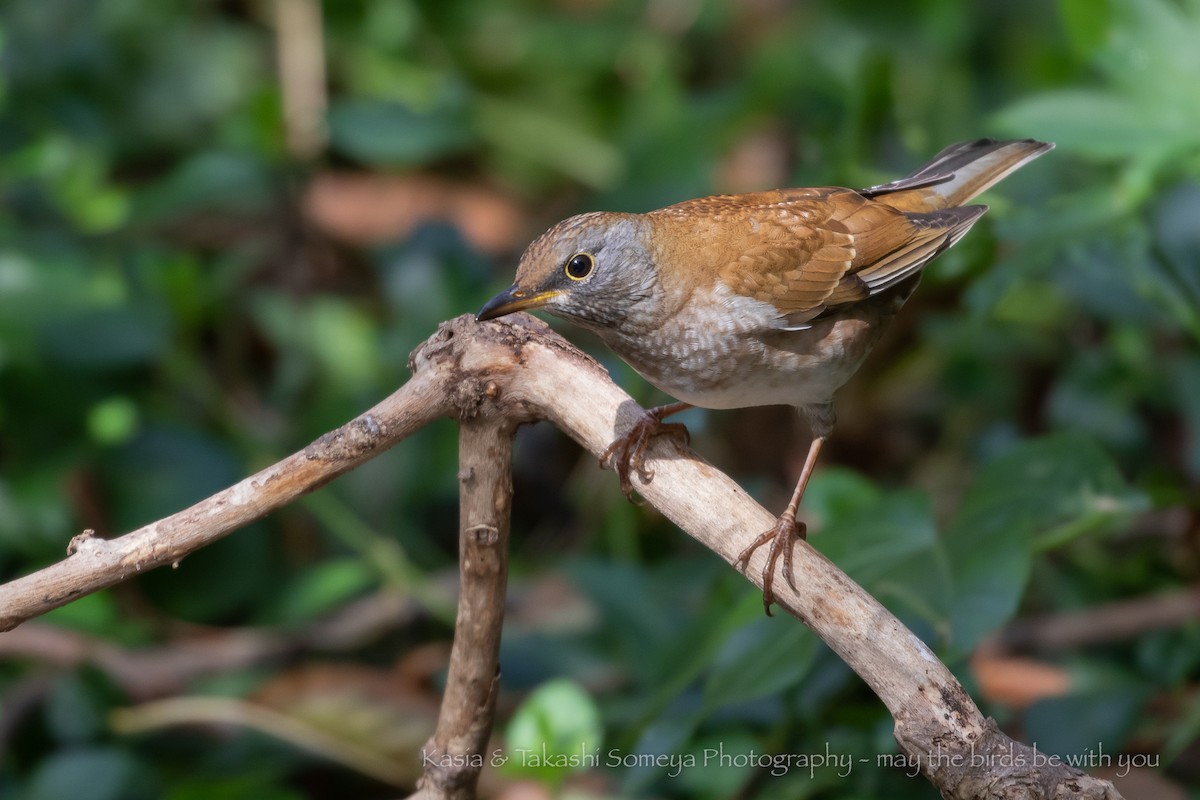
[476,285,561,321]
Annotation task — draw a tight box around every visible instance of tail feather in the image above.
[861,138,1054,212]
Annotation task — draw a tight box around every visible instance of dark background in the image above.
[1,0,1197,798]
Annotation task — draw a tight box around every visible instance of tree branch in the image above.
[410,417,516,799]
[0,314,1122,800]
[0,368,450,631]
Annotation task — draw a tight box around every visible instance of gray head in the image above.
[477,211,659,332]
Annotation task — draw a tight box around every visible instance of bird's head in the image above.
[477,211,658,332]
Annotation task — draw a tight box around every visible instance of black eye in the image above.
[564,252,594,280]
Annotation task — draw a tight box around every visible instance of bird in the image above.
[477,138,1053,614]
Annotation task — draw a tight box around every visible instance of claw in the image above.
[735,514,807,616]
[600,403,691,501]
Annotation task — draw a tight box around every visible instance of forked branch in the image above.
[0,314,1120,800]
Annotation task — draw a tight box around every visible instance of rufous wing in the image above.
[670,189,985,327]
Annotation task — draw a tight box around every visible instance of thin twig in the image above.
[0,588,440,699]
[988,587,1200,653]
[274,0,328,158]
[111,697,417,786]
[0,371,449,631]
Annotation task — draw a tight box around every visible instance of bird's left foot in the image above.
[735,511,808,616]
[600,402,691,501]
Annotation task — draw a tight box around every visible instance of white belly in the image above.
[590,284,886,410]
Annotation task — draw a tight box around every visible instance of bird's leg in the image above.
[735,434,825,615]
[600,401,692,500]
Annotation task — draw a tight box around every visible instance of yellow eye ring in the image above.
[564,252,595,280]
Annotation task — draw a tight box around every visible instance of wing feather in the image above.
[649,187,988,329]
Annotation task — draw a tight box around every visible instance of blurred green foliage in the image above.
[1,0,1197,798]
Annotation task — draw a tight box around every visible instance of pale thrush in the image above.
[478,138,1053,613]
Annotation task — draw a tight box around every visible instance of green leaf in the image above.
[1137,625,1200,687]
[702,607,818,710]
[957,432,1145,546]
[816,489,945,606]
[1152,182,1200,325]
[268,558,374,625]
[25,748,139,800]
[41,307,170,370]
[1024,688,1148,759]
[44,674,108,743]
[800,466,882,528]
[620,711,707,794]
[307,299,381,389]
[944,432,1148,651]
[610,574,781,742]
[87,396,139,445]
[999,0,1200,182]
[1168,355,1200,477]
[566,560,682,666]
[994,90,1174,160]
[674,729,761,798]
[107,426,241,531]
[475,96,624,188]
[503,678,604,786]
[1162,688,1200,764]
[1058,0,1113,57]
[41,592,144,641]
[165,775,303,800]
[943,513,1032,656]
[1097,0,1200,100]
[327,100,475,166]
[131,151,273,223]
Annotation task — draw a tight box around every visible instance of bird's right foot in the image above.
[600,402,691,501]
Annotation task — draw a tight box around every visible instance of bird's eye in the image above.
[564,252,595,281]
